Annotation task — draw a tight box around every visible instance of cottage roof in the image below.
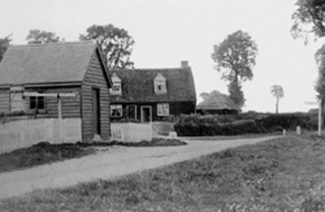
[0,41,109,86]
[110,67,196,103]
[197,90,240,111]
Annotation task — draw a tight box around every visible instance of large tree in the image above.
[292,1,325,105]
[0,35,12,63]
[315,44,325,103]
[211,30,258,108]
[291,0,325,41]
[271,84,284,114]
[80,24,135,69]
[26,29,63,44]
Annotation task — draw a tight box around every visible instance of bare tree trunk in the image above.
[320,100,324,136]
[275,98,279,114]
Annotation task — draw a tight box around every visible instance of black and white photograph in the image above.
[0,0,324,211]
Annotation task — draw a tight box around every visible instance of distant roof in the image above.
[197,90,240,111]
[110,68,196,103]
[0,41,107,86]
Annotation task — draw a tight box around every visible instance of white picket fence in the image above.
[0,118,81,154]
[110,122,176,142]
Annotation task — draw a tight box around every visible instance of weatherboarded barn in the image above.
[109,61,196,122]
[0,41,111,142]
[197,90,240,115]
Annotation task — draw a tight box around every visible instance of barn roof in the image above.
[197,90,240,111]
[110,67,196,103]
[0,41,109,86]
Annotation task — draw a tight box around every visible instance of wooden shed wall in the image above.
[81,50,110,141]
[26,86,81,119]
[0,86,81,119]
[0,88,10,113]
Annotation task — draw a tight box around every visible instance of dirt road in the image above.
[0,136,278,199]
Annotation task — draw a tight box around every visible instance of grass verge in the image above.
[0,142,95,173]
[0,138,186,174]
[1,135,325,211]
[78,138,187,147]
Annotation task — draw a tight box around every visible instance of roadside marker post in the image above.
[305,100,322,136]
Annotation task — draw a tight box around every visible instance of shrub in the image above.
[257,113,317,131]
[173,112,318,136]
[174,119,266,136]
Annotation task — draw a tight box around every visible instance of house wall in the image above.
[81,50,110,141]
[111,101,195,122]
[169,101,196,117]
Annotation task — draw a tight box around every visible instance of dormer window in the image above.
[154,73,167,94]
[110,73,122,95]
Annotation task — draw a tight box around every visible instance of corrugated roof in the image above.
[197,90,240,111]
[0,41,99,85]
[110,68,196,103]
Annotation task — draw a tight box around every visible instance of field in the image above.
[0,135,324,211]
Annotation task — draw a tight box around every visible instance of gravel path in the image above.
[0,136,278,199]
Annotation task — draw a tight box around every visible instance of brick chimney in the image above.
[181,60,189,68]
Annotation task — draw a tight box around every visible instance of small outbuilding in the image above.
[0,41,111,142]
[196,90,240,115]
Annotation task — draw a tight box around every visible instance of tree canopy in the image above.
[291,0,325,41]
[26,29,63,44]
[0,35,12,63]
[80,24,135,69]
[211,30,258,108]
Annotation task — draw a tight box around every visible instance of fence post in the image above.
[296,126,301,135]
[282,129,286,136]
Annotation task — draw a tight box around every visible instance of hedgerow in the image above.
[173,112,318,136]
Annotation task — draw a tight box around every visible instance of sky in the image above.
[0,0,323,112]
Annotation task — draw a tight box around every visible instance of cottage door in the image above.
[141,106,152,122]
[92,88,101,135]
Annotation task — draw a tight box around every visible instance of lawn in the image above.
[1,135,325,211]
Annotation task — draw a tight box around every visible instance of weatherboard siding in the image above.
[0,89,10,113]
[0,87,82,117]
[81,50,110,141]
[25,86,81,119]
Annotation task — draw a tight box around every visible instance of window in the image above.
[110,105,123,118]
[30,96,45,110]
[111,82,122,94]
[157,103,169,116]
[154,73,167,94]
[110,73,122,95]
[126,105,137,120]
[155,81,166,93]
[10,86,25,111]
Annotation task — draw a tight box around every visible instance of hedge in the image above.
[173,113,318,136]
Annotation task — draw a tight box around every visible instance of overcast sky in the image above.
[0,0,323,112]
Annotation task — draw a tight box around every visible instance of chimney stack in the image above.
[181,60,189,68]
